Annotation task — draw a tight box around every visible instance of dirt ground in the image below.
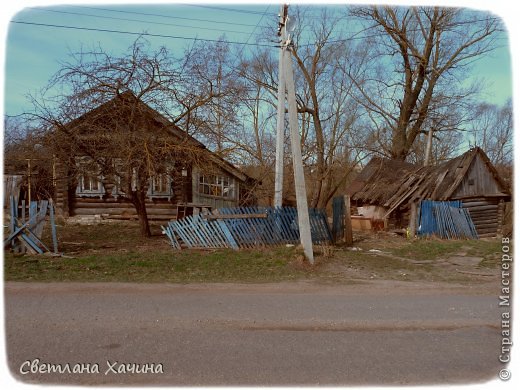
[312,230,502,287]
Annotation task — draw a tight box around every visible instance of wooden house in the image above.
[346,148,511,237]
[50,92,255,221]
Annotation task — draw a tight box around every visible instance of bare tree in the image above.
[28,39,220,237]
[239,8,366,209]
[350,6,500,161]
[469,99,513,166]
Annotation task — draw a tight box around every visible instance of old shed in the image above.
[347,148,511,237]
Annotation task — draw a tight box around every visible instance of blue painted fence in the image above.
[162,206,332,250]
[417,200,478,239]
[4,196,59,254]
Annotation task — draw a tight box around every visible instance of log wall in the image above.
[462,198,500,238]
[73,197,178,221]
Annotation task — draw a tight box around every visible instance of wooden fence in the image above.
[4,196,59,254]
[162,206,332,250]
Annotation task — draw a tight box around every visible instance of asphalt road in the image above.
[4,281,505,385]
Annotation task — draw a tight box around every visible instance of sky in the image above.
[0,0,515,118]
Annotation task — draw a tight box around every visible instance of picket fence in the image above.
[162,206,332,250]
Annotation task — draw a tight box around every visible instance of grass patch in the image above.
[391,238,502,261]
[4,220,503,284]
[4,246,316,283]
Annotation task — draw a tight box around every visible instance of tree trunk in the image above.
[131,189,151,238]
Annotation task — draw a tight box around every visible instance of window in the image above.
[75,157,103,196]
[83,173,100,191]
[150,173,172,196]
[198,174,235,199]
[76,171,104,196]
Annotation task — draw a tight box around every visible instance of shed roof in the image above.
[347,148,510,215]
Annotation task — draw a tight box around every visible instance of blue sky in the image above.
[1,0,515,116]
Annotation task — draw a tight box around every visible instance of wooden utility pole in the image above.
[424,127,434,167]
[275,4,314,263]
[27,158,32,205]
[273,4,287,208]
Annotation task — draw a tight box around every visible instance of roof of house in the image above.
[63,91,251,183]
[347,148,510,215]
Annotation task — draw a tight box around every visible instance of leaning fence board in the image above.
[19,233,44,254]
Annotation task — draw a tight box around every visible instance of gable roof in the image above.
[347,148,510,214]
[346,157,417,205]
[64,91,250,182]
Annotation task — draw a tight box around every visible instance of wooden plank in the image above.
[25,228,51,252]
[344,196,353,245]
[216,220,238,249]
[9,196,16,248]
[19,233,44,254]
[384,176,426,218]
[29,201,38,229]
[409,202,417,238]
[21,200,26,224]
[464,205,498,212]
[429,169,449,199]
[33,200,49,239]
[220,220,242,249]
[478,232,497,238]
[331,196,344,243]
[49,200,59,253]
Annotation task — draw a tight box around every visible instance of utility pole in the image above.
[273,4,287,208]
[27,158,32,205]
[424,127,434,167]
[275,4,314,263]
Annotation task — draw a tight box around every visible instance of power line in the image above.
[242,5,272,48]
[180,3,337,20]
[10,21,277,48]
[73,5,262,28]
[27,7,252,35]
[180,3,269,16]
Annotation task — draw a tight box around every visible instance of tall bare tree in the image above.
[350,6,500,161]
